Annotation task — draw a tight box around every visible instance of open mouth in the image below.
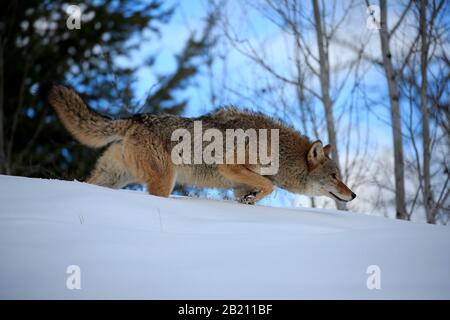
[329,192,348,202]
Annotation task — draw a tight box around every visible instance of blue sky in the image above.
[128,0,394,144]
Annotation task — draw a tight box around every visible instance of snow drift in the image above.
[0,174,449,299]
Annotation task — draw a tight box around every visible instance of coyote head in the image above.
[305,141,356,202]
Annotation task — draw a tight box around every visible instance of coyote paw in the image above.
[238,191,258,205]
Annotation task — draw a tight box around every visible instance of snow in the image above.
[0,174,449,299]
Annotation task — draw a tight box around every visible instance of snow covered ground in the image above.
[0,174,449,299]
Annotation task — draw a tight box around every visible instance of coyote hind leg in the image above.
[123,139,176,198]
[145,164,176,197]
[86,143,133,189]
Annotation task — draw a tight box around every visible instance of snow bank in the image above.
[0,175,449,299]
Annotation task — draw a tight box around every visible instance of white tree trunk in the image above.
[378,0,408,220]
[419,0,434,223]
[312,0,346,210]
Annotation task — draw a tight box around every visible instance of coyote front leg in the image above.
[218,165,273,204]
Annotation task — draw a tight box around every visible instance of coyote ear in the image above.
[307,140,325,167]
[323,144,332,157]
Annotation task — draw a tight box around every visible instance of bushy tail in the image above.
[47,85,130,148]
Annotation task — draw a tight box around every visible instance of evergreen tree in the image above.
[0,0,216,180]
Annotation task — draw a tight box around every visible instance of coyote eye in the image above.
[331,173,337,180]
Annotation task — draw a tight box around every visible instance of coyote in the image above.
[47,85,356,205]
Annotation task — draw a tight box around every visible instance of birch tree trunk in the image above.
[419,0,434,223]
[312,0,346,210]
[378,0,408,220]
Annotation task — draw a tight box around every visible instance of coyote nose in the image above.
[351,192,356,200]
